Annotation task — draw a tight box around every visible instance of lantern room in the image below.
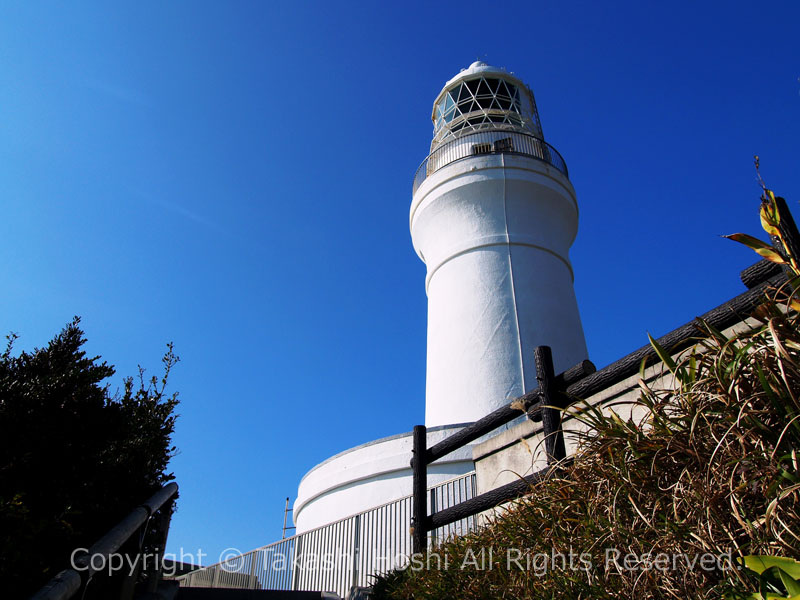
[431,61,543,151]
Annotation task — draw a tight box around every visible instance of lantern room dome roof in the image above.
[442,61,508,91]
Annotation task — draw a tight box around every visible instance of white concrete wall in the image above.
[472,367,659,494]
[471,317,759,494]
[411,154,588,427]
[294,424,475,534]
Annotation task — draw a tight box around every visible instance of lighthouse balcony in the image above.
[412,129,568,195]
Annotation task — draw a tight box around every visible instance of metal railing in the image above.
[412,130,569,195]
[178,536,296,591]
[30,482,179,600]
[177,472,476,598]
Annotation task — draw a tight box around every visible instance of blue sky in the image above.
[1,1,798,564]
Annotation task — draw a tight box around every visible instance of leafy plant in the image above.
[736,556,800,599]
[725,156,800,306]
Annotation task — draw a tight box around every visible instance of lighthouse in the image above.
[293,61,587,534]
[411,61,588,427]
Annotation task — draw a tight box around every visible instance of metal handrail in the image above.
[30,482,179,600]
[412,130,568,195]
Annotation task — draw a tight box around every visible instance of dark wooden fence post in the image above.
[411,425,427,555]
[534,346,566,464]
[775,196,800,263]
[766,196,800,292]
[775,196,800,293]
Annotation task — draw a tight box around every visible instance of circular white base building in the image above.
[293,424,474,534]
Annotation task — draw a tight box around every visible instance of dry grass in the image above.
[372,288,800,599]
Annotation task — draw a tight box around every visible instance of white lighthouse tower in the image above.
[293,61,587,535]
[411,61,588,427]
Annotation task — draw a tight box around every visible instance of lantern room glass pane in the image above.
[444,95,454,112]
[496,80,511,99]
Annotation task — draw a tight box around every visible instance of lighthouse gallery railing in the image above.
[412,130,568,195]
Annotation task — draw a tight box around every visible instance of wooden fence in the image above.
[410,196,800,554]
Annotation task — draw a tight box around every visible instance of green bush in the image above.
[0,318,179,598]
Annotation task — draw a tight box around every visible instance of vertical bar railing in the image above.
[429,486,437,546]
[177,473,476,598]
[412,130,569,194]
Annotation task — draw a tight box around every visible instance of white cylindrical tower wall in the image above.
[411,62,588,427]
